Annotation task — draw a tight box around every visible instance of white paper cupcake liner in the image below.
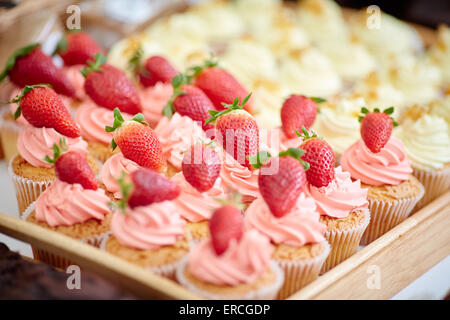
[413,166,450,211]
[361,184,425,245]
[321,208,370,274]
[0,109,22,163]
[275,240,330,299]
[176,257,284,300]
[9,156,54,217]
[22,202,111,270]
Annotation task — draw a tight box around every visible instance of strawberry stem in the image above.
[278,148,310,170]
[0,43,40,82]
[80,52,107,77]
[248,151,272,169]
[205,93,252,125]
[295,125,320,142]
[44,138,68,164]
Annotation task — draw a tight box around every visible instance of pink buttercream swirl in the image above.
[139,82,173,126]
[304,166,368,218]
[154,113,206,170]
[220,153,260,201]
[111,200,186,250]
[245,193,326,246]
[64,65,88,100]
[75,102,132,145]
[100,153,140,198]
[171,172,225,223]
[188,229,274,286]
[35,179,110,227]
[17,125,87,168]
[341,137,413,186]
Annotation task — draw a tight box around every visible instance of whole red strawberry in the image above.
[281,95,320,139]
[256,149,309,217]
[164,83,216,132]
[194,65,252,113]
[127,168,180,208]
[45,142,97,190]
[206,94,258,170]
[209,204,244,255]
[10,85,80,138]
[298,128,335,188]
[182,144,222,192]
[55,31,105,66]
[0,44,75,97]
[359,107,397,153]
[139,56,178,87]
[83,53,141,115]
[106,108,166,172]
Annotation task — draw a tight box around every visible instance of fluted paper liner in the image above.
[413,166,450,211]
[361,184,425,245]
[0,113,21,163]
[176,257,284,300]
[275,240,330,299]
[321,209,370,274]
[22,202,111,270]
[9,157,54,217]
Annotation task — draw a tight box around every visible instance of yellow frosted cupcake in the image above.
[394,113,450,209]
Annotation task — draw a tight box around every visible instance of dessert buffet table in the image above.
[0,157,448,299]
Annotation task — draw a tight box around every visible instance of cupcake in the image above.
[75,101,132,162]
[100,108,166,198]
[394,113,450,210]
[176,204,284,300]
[103,168,189,280]
[23,150,111,269]
[8,86,98,216]
[171,144,225,241]
[304,167,369,273]
[245,150,329,299]
[341,107,424,244]
[154,113,206,176]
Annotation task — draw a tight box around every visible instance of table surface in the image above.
[0,160,448,300]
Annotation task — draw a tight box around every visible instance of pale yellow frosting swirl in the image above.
[394,115,450,170]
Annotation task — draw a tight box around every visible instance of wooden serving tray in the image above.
[0,190,448,299]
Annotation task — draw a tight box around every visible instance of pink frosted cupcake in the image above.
[103,168,189,280]
[23,151,111,269]
[341,108,424,244]
[171,143,226,240]
[139,82,173,127]
[304,166,370,273]
[75,102,132,162]
[10,123,99,216]
[176,205,283,300]
[100,152,140,199]
[245,193,329,299]
[154,113,206,176]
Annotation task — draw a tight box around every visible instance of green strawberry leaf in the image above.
[248,151,272,169]
[279,147,310,170]
[43,138,67,164]
[116,171,133,213]
[309,96,327,103]
[295,125,319,141]
[81,52,107,77]
[205,93,252,124]
[111,139,117,151]
[0,43,40,82]
[53,36,67,56]
[383,106,394,115]
[128,46,143,74]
